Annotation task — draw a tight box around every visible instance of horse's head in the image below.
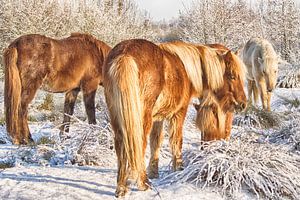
[220,51,247,112]
[258,57,279,92]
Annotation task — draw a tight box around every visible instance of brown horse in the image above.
[194,45,247,141]
[4,33,111,145]
[103,39,229,197]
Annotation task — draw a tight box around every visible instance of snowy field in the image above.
[0,80,300,199]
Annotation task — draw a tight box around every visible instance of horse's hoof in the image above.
[138,176,151,191]
[115,185,127,198]
[59,132,71,140]
[148,171,159,179]
[28,135,34,142]
[12,138,21,145]
[138,181,150,191]
[148,170,159,179]
[148,160,159,179]
[173,161,184,171]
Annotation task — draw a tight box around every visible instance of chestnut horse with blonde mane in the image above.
[103,39,246,197]
[194,44,247,141]
[4,33,111,145]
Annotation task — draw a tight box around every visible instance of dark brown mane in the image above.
[69,33,111,61]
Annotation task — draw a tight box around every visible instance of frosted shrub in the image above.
[160,138,300,199]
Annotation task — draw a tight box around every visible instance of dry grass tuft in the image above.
[37,94,54,111]
[234,105,283,129]
[160,138,300,199]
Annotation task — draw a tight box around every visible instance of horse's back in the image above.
[7,34,108,92]
[243,38,277,76]
[104,39,164,79]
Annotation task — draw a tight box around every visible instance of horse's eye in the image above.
[230,75,235,80]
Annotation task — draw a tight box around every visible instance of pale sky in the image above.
[135,0,193,21]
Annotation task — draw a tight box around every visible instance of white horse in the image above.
[241,38,279,111]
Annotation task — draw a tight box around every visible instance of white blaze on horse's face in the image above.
[258,57,278,92]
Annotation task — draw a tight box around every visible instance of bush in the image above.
[37,94,54,111]
[277,66,300,88]
[160,139,300,199]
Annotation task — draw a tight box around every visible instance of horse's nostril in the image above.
[268,89,273,93]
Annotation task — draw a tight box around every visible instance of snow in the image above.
[0,82,300,199]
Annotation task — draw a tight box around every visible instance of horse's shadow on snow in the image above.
[0,169,115,196]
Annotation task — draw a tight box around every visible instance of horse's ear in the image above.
[258,57,263,65]
[225,50,232,56]
[193,103,201,111]
[216,50,230,57]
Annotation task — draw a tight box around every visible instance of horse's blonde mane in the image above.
[198,45,224,91]
[197,91,225,135]
[159,41,204,93]
[159,41,223,94]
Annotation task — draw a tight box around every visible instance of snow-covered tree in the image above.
[0,0,157,74]
[178,0,300,62]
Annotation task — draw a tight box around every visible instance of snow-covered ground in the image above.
[0,81,300,199]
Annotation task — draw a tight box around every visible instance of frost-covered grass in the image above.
[234,105,284,129]
[159,137,300,199]
[277,65,300,88]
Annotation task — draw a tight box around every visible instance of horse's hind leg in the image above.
[83,89,97,125]
[60,88,80,133]
[136,112,153,191]
[115,134,128,197]
[148,121,164,179]
[19,85,41,144]
[169,107,188,171]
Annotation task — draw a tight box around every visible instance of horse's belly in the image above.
[152,94,184,120]
[41,76,79,93]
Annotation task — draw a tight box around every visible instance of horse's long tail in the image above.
[106,55,143,175]
[4,47,21,144]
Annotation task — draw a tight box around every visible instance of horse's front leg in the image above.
[257,79,268,110]
[267,92,272,112]
[247,79,254,105]
[148,120,164,179]
[60,87,80,133]
[224,112,234,140]
[83,89,97,125]
[169,107,188,171]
